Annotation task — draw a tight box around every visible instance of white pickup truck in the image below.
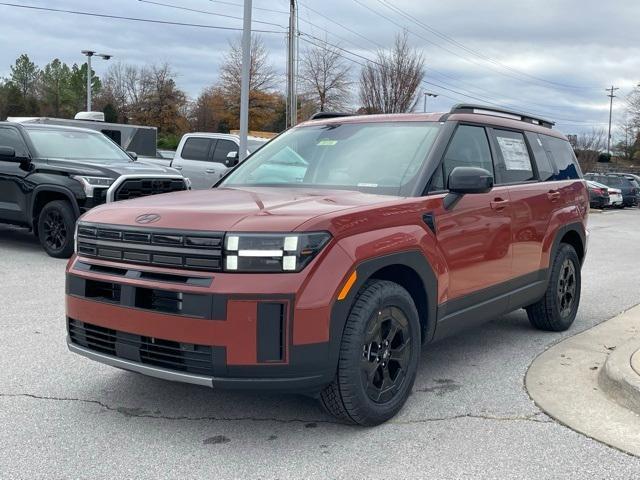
[143,133,268,189]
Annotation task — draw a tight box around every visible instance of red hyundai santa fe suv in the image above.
[66,105,588,425]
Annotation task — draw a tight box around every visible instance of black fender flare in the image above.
[327,250,438,373]
[30,185,81,226]
[549,221,586,271]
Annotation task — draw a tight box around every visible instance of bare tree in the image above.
[359,31,425,114]
[299,43,352,112]
[219,35,277,97]
[574,127,607,168]
[628,86,640,130]
[99,62,130,122]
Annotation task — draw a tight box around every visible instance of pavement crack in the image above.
[2,393,553,426]
[0,393,340,425]
[392,411,553,425]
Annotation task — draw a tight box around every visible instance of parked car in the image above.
[609,172,640,205]
[66,104,588,425]
[584,173,639,207]
[591,180,623,208]
[586,180,610,209]
[144,133,269,189]
[0,122,188,257]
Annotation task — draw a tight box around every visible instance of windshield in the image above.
[27,128,132,162]
[222,122,441,195]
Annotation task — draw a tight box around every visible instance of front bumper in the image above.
[67,338,327,391]
[65,243,356,392]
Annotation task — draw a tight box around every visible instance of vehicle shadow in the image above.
[0,225,42,253]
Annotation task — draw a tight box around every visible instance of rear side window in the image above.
[540,135,581,180]
[441,125,494,187]
[492,129,535,184]
[212,139,237,164]
[525,132,555,181]
[181,137,214,161]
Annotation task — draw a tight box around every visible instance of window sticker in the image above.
[317,139,337,146]
[497,136,531,170]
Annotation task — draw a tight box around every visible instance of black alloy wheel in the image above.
[361,306,412,404]
[319,280,421,426]
[42,209,67,251]
[37,200,76,258]
[557,258,576,318]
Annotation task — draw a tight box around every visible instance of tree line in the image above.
[0,32,426,148]
[3,31,635,160]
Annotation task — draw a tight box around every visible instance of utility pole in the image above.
[423,92,438,113]
[238,0,252,162]
[606,85,619,157]
[81,50,112,112]
[85,51,93,112]
[287,0,297,128]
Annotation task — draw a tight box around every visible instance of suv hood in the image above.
[41,158,182,177]
[82,187,399,232]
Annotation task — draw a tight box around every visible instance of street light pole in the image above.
[606,85,619,157]
[238,0,252,162]
[423,92,438,113]
[287,0,297,128]
[81,50,112,112]
[82,50,94,111]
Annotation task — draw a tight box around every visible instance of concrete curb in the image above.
[599,339,640,415]
[526,305,640,456]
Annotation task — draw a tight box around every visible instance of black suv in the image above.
[584,173,639,207]
[0,122,187,257]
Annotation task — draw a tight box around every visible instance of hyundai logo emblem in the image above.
[135,213,161,224]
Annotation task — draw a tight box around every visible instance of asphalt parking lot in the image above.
[1,209,640,479]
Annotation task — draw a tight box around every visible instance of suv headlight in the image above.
[224,232,331,272]
[73,176,115,197]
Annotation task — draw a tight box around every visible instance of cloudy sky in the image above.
[1,0,639,135]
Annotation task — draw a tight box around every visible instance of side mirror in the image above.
[226,151,239,166]
[444,167,493,209]
[127,151,138,160]
[0,146,16,160]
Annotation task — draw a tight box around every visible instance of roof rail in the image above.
[450,104,555,129]
[309,111,353,120]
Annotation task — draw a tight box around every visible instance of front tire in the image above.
[526,243,581,332]
[37,200,76,258]
[319,280,421,426]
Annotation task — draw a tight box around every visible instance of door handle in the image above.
[205,169,216,174]
[490,198,509,210]
[547,190,561,201]
[173,165,182,170]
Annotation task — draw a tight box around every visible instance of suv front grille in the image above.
[76,224,223,271]
[68,319,215,376]
[114,178,186,201]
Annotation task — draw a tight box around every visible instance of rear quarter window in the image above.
[525,132,555,181]
[540,135,582,180]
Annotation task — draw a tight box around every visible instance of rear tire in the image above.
[37,200,76,258]
[526,243,581,332]
[319,280,421,426]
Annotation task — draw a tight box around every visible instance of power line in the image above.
[206,0,288,15]
[137,0,286,28]
[298,1,385,50]
[299,32,603,126]
[374,0,600,91]
[0,2,285,33]
[352,0,600,95]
